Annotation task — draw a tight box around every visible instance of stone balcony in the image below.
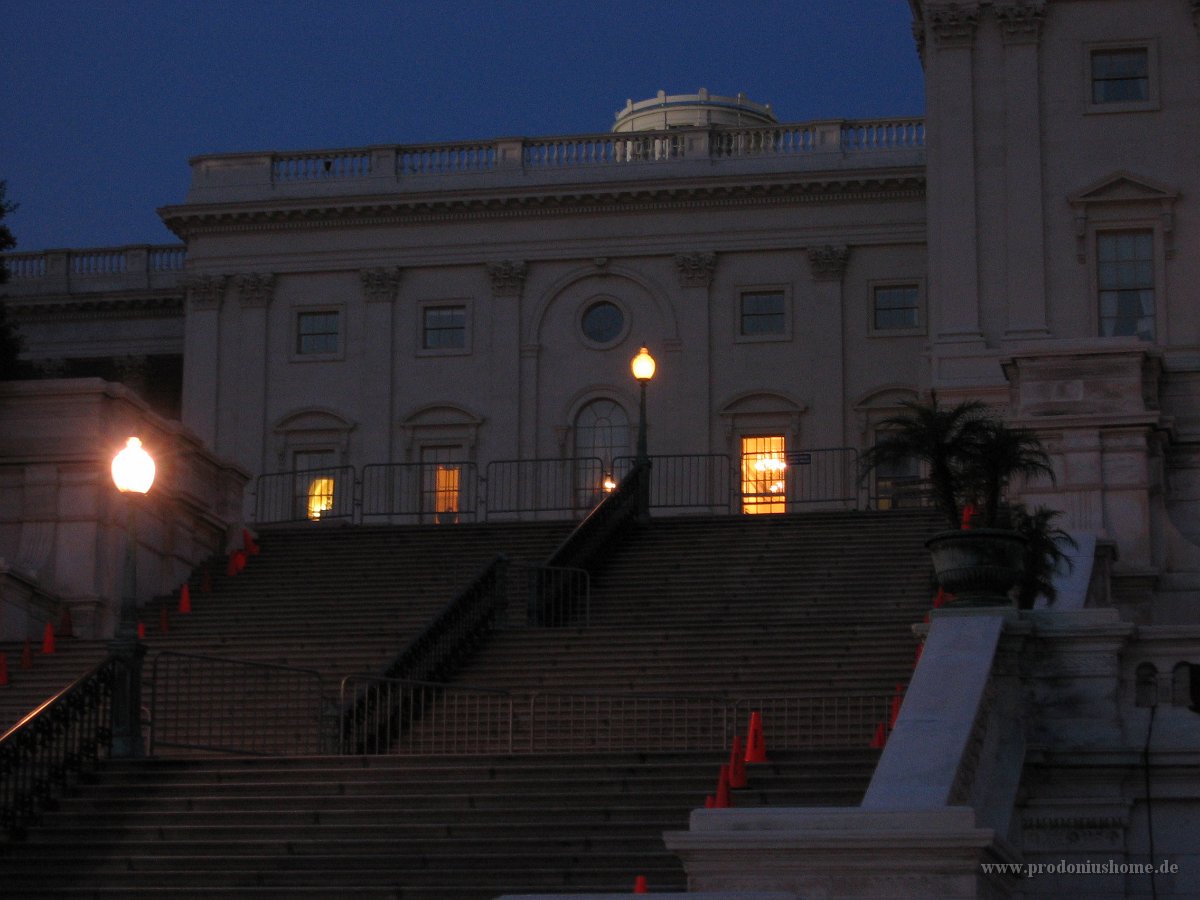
[1,244,186,297]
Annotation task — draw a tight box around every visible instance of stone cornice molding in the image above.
[235,272,276,309]
[182,274,227,312]
[993,1,1046,44]
[926,2,981,47]
[487,260,528,297]
[674,252,717,288]
[807,245,851,281]
[5,294,183,322]
[359,266,402,303]
[160,172,927,238]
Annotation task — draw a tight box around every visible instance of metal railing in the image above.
[741,447,860,512]
[484,457,606,520]
[544,461,648,572]
[249,448,879,525]
[255,465,356,524]
[614,453,732,513]
[528,691,732,752]
[332,685,896,756]
[148,652,328,756]
[339,677,514,755]
[0,655,122,837]
[361,461,479,523]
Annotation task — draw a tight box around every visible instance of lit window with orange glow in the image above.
[307,477,335,520]
[433,464,461,523]
[741,435,787,514]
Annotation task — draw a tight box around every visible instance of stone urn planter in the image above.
[925,528,1028,607]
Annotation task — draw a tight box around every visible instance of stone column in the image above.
[360,267,402,465]
[674,252,716,454]
[996,1,1050,339]
[180,275,227,449]
[232,274,275,475]
[807,246,850,446]
[924,3,985,345]
[487,261,527,460]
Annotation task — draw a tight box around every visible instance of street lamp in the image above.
[110,436,156,758]
[631,345,656,465]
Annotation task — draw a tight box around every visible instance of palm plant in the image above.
[958,418,1055,528]
[1011,505,1078,609]
[860,396,992,530]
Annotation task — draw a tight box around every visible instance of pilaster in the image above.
[807,246,850,446]
[487,261,527,461]
[360,267,401,465]
[180,274,227,448]
[675,252,716,454]
[232,273,275,474]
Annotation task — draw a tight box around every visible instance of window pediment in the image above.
[1069,171,1178,261]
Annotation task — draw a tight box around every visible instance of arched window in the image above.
[574,399,630,502]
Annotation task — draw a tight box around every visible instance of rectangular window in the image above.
[1097,230,1154,341]
[741,435,787,515]
[293,450,337,521]
[873,285,920,331]
[296,311,339,355]
[740,291,786,336]
[423,305,466,350]
[1091,48,1149,104]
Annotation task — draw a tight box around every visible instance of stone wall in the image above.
[0,378,247,639]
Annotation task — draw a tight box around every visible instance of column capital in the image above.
[235,272,276,309]
[360,266,402,303]
[808,245,851,282]
[487,260,527,298]
[674,252,717,288]
[994,1,1046,44]
[926,2,981,48]
[181,274,227,312]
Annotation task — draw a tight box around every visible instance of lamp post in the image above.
[630,346,656,518]
[109,436,156,758]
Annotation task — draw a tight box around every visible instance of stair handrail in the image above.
[342,554,511,752]
[543,459,649,572]
[0,653,125,838]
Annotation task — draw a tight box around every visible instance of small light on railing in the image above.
[603,475,617,493]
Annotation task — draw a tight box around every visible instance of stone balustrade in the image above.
[179,117,925,204]
[0,244,185,295]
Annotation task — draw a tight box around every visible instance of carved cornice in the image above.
[675,252,717,288]
[183,274,227,312]
[6,294,183,322]
[808,245,851,281]
[235,272,276,309]
[359,266,402,303]
[486,260,528,297]
[160,173,927,238]
[993,1,1046,44]
[926,2,980,47]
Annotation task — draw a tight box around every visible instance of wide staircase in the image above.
[0,509,943,898]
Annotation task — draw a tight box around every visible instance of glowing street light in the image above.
[631,346,656,465]
[110,436,156,758]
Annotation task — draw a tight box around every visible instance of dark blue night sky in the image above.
[1,0,924,251]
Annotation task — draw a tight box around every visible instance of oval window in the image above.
[581,300,625,345]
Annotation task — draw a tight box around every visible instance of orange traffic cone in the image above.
[744,711,768,763]
[0,652,9,686]
[728,735,747,789]
[714,763,733,808]
[41,621,56,655]
[243,528,260,556]
[159,605,170,635]
[137,622,146,640]
[633,874,648,893]
[870,721,886,749]
[20,639,33,669]
[59,606,74,638]
[704,794,715,808]
[179,583,192,614]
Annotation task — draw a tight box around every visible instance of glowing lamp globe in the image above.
[112,437,156,494]
[631,346,656,382]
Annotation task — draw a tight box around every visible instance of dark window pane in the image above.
[423,306,466,349]
[296,311,339,354]
[581,301,625,343]
[740,291,785,335]
[1091,49,1149,104]
[873,285,919,330]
